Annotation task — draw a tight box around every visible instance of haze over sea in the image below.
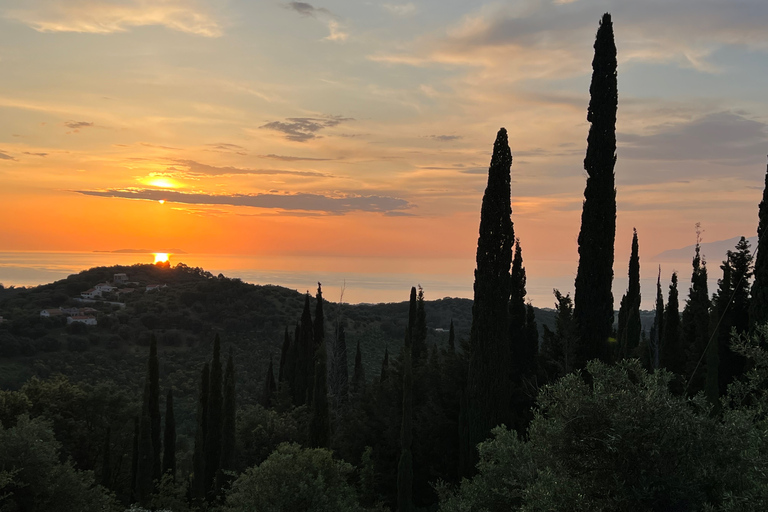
[0,243,744,310]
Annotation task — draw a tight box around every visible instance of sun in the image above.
[153,253,170,264]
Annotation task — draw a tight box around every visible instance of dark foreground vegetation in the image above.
[2,12,768,512]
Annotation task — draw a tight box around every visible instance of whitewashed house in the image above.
[95,283,116,293]
[40,309,64,318]
[81,288,102,299]
[67,315,97,326]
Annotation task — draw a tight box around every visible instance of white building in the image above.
[95,283,116,293]
[145,284,167,292]
[113,273,129,284]
[40,309,64,318]
[81,288,102,299]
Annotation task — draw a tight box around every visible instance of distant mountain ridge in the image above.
[653,236,757,262]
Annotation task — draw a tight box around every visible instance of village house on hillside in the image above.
[113,273,128,284]
[40,309,64,318]
[67,315,96,326]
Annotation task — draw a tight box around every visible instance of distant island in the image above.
[93,248,188,254]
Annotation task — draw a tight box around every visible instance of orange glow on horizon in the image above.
[153,253,170,264]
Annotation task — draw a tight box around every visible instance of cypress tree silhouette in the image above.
[413,286,427,362]
[463,127,514,474]
[380,346,390,382]
[162,389,176,479]
[510,239,535,377]
[661,272,683,375]
[308,334,331,448]
[294,294,314,406]
[205,335,223,497]
[351,340,366,395]
[525,304,538,365]
[192,362,209,500]
[146,335,161,484]
[751,160,768,329]
[218,350,236,491]
[278,326,290,384]
[682,231,710,394]
[708,258,731,407]
[136,381,154,506]
[130,416,139,503]
[397,287,417,512]
[261,359,276,409]
[574,12,618,366]
[617,228,641,359]
[649,267,664,370]
[331,322,349,402]
[101,426,111,489]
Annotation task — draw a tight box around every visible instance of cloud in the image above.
[64,120,93,129]
[5,0,222,37]
[0,150,16,161]
[22,151,48,157]
[259,154,333,161]
[74,188,412,214]
[205,143,246,154]
[167,159,331,178]
[259,115,353,142]
[619,111,768,165]
[283,2,347,42]
[382,3,416,16]
[426,134,463,142]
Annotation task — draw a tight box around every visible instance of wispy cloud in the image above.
[22,151,48,157]
[382,3,416,16]
[259,154,334,161]
[5,0,222,37]
[283,1,347,42]
[0,150,16,161]
[259,115,353,142]
[426,134,463,142]
[64,120,93,130]
[165,159,331,178]
[74,188,412,214]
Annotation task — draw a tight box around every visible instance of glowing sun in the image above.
[153,253,170,264]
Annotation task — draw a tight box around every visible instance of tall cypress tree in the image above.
[510,239,535,377]
[192,362,209,500]
[219,350,236,490]
[661,272,683,375]
[162,389,176,479]
[525,304,538,363]
[380,346,390,382]
[101,426,111,489]
[682,232,710,394]
[278,327,290,384]
[751,161,768,329]
[573,13,618,366]
[146,335,161,484]
[708,258,731,407]
[294,294,314,406]
[205,335,223,497]
[136,381,154,506]
[414,286,428,362]
[649,267,664,370]
[397,287,417,512]
[308,335,331,448]
[351,340,366,395]
[617,228,641,359]
[261,359,276,409]
[463,127,514,475]
[130,416,139,503]
[332,322,349,402]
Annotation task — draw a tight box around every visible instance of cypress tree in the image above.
[136,381,154,506]
[540,290,576,382]
[192,362,209,500]
[314,282,325,352]
[294,294,314,406]
[261,359,276,409]
[661,272,683,375]
[463,127,514,474]
[278,327,290,384]
[146,335,161,484]
[751,160,768,329]
[332,322,349,402]
[380,346,390,382]
[285,322,300,400]
[101,426,111,489]
[617,228,641,359]
[351,340,366,395]
[510,239,535,377]
[413,286,427,362]
[448,319,456,353]
[573,13,618,366]
[130,416,139,503]
[205,335,223,497]
[219,350,236,490]
[397,287,417,512]
[525,304,538,362]
[682,232,710,394]
[649,267,664,370]
[308,335,331,448]
[708,258,731,407]
[162,389,176,479]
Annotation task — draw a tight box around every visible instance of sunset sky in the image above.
[1,0,768,307]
